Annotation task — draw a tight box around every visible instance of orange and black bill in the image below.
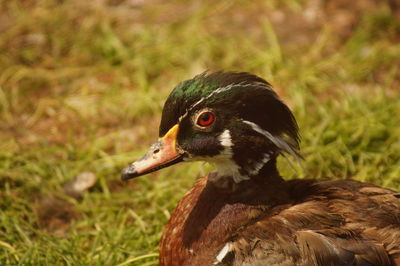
[121,125,183,180]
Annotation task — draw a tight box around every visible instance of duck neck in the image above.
[209,158,289,202]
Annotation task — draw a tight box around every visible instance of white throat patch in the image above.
[203,129,275,183]
[208,129,250,183]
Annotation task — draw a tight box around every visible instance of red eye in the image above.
[196,111,215,127]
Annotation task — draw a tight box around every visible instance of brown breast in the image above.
[159,173,291,266]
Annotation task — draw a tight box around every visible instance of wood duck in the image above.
[121,71,400,266]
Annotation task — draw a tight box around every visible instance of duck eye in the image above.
[196,111,215,127]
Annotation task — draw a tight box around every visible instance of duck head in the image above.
[121,71,300,183]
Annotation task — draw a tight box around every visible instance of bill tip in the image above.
[121,165,138,181]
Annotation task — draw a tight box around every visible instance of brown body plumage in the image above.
[160,166,400,265]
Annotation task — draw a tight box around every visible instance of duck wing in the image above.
[215,179,400,266]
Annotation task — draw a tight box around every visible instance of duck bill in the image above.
[121,124,183,180]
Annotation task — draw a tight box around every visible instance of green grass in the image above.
[1,0,400,265]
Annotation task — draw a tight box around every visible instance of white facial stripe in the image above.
[248,153,271,176]
[179,83,265,122]
[179,85,235,121]
[241,120,301,172]
[214,242,233,265]
[241,120,297,157]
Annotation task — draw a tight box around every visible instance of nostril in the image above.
[153,148,160,154]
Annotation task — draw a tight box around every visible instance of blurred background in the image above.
[1,0,399,265]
